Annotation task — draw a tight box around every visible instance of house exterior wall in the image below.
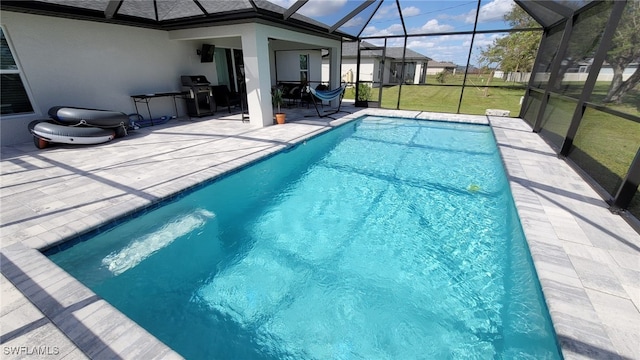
[414,63,424,84]
[171,22,342,126]
[331,58,377,84]
[1,11,342,143]
[322,62,330,83]
[332,58,426,86]
[171,22,279,126]
[426,67,450,75]
[1,11,208,145]
[275,50,323,85]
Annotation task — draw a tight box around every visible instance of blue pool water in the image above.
[48,117,560,359]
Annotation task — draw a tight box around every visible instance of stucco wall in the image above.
[339,58,376,83]
[170,23,342,126]
[275,50,322,85]
[1,11,210,145]
[335,58,426,85]
[426,67,450,75]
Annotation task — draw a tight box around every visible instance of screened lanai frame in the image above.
[1,0,638,226]
[349,2,544,112]
[517,0,640,228]
[342,0,638,228]
[340,0,638,226]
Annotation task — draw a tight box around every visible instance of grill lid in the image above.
[181,75,210,86]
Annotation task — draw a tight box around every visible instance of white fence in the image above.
[495,68,637,83]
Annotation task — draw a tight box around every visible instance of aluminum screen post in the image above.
[532,18,573,133]
[519,24,551,125]
[611,148,640,211]
[559,1,626,157]
[379,38,387,106]
[396,36,407,110]
[355,40,362,103]
[458,0,482,115]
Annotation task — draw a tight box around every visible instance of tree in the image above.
[478,6,541,74]
[603,1,640,104]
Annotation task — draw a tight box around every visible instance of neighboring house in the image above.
[425,61,457,76]
[0,1,347,145]
[323,41,432,87]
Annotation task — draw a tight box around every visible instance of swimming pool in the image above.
[47,116,561,359]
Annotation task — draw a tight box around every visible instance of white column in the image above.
[241,26,274,127]
[328,45,342,108]
[414,63,421,84]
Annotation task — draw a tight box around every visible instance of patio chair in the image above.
[211,85,241,113]
[277,82,306,107]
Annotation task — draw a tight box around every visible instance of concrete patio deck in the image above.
[1,103,638,359]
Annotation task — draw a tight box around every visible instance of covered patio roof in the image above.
[0,0,356,40]
[1,0,578,38]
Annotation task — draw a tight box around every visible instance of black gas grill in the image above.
[181,75,215,117]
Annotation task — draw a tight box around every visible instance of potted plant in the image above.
[272,87,286,124]
[354,83,372,107]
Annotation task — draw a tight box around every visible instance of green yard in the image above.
[559,80,640,116]
[344,84,526,116]
[570,109,640,215]
[344,76,639,117]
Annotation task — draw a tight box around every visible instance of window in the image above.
[299,54,308,83]
[1,27,34,115]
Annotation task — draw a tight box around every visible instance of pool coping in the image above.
[1,108,638,359]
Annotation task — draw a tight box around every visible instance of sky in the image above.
[267,0,537,66]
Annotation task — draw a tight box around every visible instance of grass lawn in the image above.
[344,83,526,117]
[344,77,638,117]
[570,109,640,216]
[559,81,640,116]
